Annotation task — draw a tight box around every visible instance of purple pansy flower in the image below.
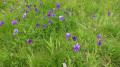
[13,29,18,35]
[92,15,96,18]
[108,12,110,16]
[72,37,76,41]
[97,35,101,40]
[0,21,4,26]
[49,10,52,14]
[97,41,101,46]
[10,7,13,12]
[26,10,29,13]
[65,12,69,15]
[66,33,71,40]
[73,44,80,52]
[48,20,51,24]
[11,20,17,25]
[56,3,60,9]
[43,24,46,28]
[34,5,36,7]
[4,2,7,4]
[44,17,45,20]
[53,9,56,12]
[28,39,32,44]
[26,5,31,8]
[39,2,42,5]
[36,24,39,27]
[52,14,55,18]
[68,10,70,12]
[59,16,64,21]
[22,13,26,18]
[35,8,38,12]
[47,14,50,18]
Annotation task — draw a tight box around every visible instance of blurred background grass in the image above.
[0,0,120,67]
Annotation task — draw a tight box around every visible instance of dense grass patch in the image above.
[0,0,120,67]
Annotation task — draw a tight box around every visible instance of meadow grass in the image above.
[0,0,120,67]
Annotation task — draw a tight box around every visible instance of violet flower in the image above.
[49,10,52,14]
[34,5,36,7]
[53,8,56,12]
[0,21,4,26]
[22,13,26,18]
[39,2,42,5]
[13,29,18,35]
[35,8,38,12]
[43,24,46,28]
[97,35,101,40]
[72,37,76,41]
[65,12,69,15]
[97,41,101,46]
[48,20,51,24]
[10,7,13,12]
[4,2,7,4]
[66,33,71,40]
[73,44,80,52]
[36,24,39,27]
[11,20,17,25]
[59,16,64,21]
[108,12,110,16]
[47,14,50,18]
[28,39,32,44]
[92,15,96,18]
[52,14,55,18]
[26,10,29,13]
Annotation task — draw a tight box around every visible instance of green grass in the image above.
[0,0,120,67]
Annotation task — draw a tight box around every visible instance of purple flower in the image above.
[48,20,51,24]
[47,14,50,18]
[65,12,69,15]
[92,15,96,18]
[22,13,26,18]
[26,5,31,8]
[39,2,42,5]
[49,10,52,14]
[73,44,80,52]
[53,9,56,12]
[68,10,70,12]
[35,8,38,12]
[4,2,7,4]
[43,24,46,28]
[59,16,64,21]
[44,17,45,20]
[13,29,18,35]
[97,41,101,46]
[72,37,76,41]
[97,35,101,40]
[11,20,17,25]
[34,5,36,7]
[66,33,71,40]
[108,12,110,16]
[26,10,29,13]
[1,21,4,25]
[36,24,39,27]
[56,3,60,8]
[0,23,2,26]
[72,13,73,15]
[22,9,25,11]
[52,14,55,18]
[28,39,32,44]
[10,7,13,12]
[0,21,4,26]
